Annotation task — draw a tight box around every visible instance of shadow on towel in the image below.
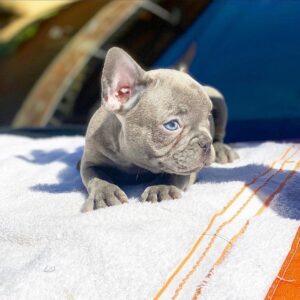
[16,147,149,199]
[17,149,299,220]
[17,147,86,194]
[198,165,300,220]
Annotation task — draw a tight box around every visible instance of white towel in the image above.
[0,135,299,300]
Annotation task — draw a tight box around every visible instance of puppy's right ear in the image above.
[101,47,146,112]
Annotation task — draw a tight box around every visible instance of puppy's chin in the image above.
[174,167,203,176]
[159,162,203,176]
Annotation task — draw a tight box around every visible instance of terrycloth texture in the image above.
[0,135,299,300]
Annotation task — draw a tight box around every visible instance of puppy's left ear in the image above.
[101,47,146,112]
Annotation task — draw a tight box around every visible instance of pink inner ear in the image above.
[115,87,131,103]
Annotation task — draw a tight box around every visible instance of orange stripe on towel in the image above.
[153,146,294,300]
[191,222,250,300]
[192,160,300,299]
[265,227,300,300]
[172,149,299,299]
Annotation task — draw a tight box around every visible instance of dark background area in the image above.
[155,0,300,141]
[0,0,299,142]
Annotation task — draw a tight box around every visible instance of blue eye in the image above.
[163,120,180,131]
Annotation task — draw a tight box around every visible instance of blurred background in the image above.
[0,0,299,141]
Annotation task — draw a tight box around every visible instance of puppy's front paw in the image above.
[140,185,182,203]
[81,181,128,212]
[213,142,239,164]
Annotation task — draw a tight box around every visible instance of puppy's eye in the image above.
[163,120,180,131]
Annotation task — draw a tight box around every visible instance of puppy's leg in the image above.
[167,173,197,190]
[80,157,128,212]
[203,86,239,164]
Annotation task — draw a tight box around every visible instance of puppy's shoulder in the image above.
[86,107,116,137]
[85,107,121,156]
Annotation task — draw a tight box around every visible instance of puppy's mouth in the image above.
[141,144,215,175]
[160,152,214,176]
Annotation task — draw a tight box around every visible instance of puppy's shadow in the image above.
[17,147,86,194]
[198,164,268,184]
[17,149,300,219]
[197,164,300,220]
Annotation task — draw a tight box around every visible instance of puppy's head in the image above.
[101,47,215,175]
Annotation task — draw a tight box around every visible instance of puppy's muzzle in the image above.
[191,135,212,154]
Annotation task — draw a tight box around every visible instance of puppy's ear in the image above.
[101,47,146,112]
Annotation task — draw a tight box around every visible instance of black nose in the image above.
[198,138,212,153]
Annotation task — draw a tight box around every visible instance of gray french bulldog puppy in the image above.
[80,47,238,212]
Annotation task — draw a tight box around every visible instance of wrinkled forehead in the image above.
[143,69,212,115]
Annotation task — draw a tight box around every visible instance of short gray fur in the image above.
[79,47,238,212]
